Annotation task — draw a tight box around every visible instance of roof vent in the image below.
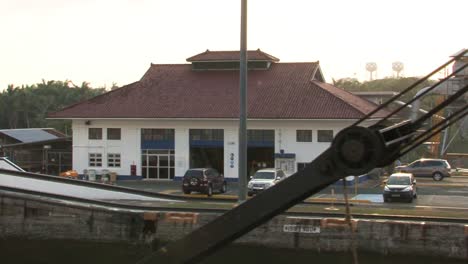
[186,50,279,71]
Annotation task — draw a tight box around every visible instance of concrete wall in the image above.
[0,196,144,242]
[1,194,467,260]
[71,119,365,180]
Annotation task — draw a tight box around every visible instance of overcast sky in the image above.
[0,0,466,90]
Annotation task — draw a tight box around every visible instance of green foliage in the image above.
[333,77,437,102]
[0,80,106,134]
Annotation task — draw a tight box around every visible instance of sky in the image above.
[0,0,467,90]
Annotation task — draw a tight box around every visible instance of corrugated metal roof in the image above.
[0,129,59,143]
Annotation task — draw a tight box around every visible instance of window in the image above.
[317,130,334,142]
[141,129,175,141]
[107,128,121,140]
[89,153,102,167]
[190,129,224,141]
[426,160,443,167]
[247,130,274,142]
[88,128,102,140]
[296,130,312,142]
[107,153,121,167]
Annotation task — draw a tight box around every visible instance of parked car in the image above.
[395,158,451,181]
[247,168,286,196]
[182,168,227,196]
[383,172,417,203]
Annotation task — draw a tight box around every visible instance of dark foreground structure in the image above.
[0,191,467,263]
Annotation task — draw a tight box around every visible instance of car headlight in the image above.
[402,186,412,192]
[384,186,390,191]
[247,182,253,188]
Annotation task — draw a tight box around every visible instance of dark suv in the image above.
[395,158,451,181]
[182,168,227,196]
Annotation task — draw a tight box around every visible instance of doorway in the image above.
[189,129,224,174]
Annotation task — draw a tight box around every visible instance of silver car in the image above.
[383,172,417,203]
[247,168,286,196]
[395,158,451,181]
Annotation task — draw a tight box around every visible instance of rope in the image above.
[343,179,359,264]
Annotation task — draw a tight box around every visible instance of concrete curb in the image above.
[305,198,372,204]
[159,190,374,204]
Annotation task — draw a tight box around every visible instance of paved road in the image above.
[117,175,468,208]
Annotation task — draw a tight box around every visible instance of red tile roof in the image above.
[186,49,280,62]
[48,62,386,120]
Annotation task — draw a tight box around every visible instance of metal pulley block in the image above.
[331,126,385,175]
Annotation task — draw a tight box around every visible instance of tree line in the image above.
[333,76,436,102]
[0,80,107,134]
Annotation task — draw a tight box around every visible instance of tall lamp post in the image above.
[238,0,248,202]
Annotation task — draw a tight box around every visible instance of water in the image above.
[1,239,465,264]
[204,245,467,264]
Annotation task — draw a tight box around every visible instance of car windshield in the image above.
[184,170,203,178]
[253,172,275,180]
[387,176,411,185]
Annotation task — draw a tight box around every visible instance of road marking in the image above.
[447,190,468,193]
[160,189,178,194]
[415,205,468,210]
[353,194,383,203]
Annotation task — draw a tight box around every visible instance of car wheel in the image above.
[183,188,191,195]
[220,182,227,193]
[408,197,413,203]
[207,185,213,197]
[414,192,417,198]
[432,172,444,181]
[383,197,388,203]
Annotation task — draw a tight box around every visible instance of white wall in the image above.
[71,119,366,179]
[72,120,141,176]
[174,128,189,177]
[223,127,238,179]
[275,120,353,164]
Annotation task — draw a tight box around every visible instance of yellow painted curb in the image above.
[162,190,373,203]
[304,198,372,204]
[380,182,467,188]
[163,190,238,199]
[160,190,178,195]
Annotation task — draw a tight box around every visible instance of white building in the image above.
[49,50,384,181]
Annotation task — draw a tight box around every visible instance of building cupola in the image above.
[186,49,279,70]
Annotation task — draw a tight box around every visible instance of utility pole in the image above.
[238,0,248,202]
